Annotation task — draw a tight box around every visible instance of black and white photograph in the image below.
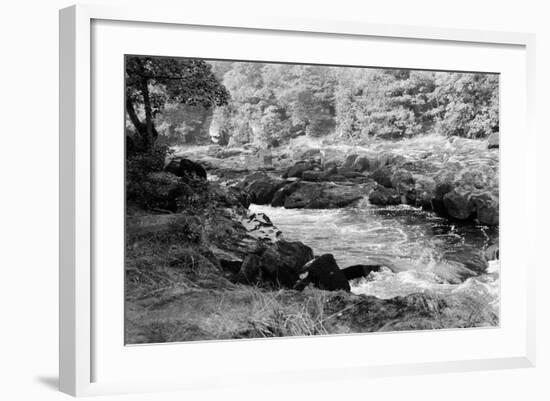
[124,55,500,344]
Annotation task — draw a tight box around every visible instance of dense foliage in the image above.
[125,56,230,151]
[125,58,499,148]
[209,63,498,145]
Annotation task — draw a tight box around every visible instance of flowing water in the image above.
[249,201,500,314]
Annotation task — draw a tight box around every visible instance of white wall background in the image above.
[0,0,547,400]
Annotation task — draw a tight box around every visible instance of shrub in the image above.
[126,145,172,209]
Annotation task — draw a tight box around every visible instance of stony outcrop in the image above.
[235,172,286,205]
[484,244,499,261]
[443,188,475,220]
[271,181,301,207]
[371,166,393,188]
[283,181,372,209]
[283,161,315,178]
[258,240,314,287]
[368,186,401,206]
[341,264,382,280]
[296,254,350,291]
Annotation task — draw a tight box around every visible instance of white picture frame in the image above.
[59,4,536,397]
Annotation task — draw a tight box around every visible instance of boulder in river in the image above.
[284,181,371,209]
[236,172,286,205]
[283,161,313,179]
[432,171,456,214]
[323,160,339,172]
[371,166,393,188]
[368,186,401,206]
[341,154,358,169]
[391,169,415,200]
[259,240,314,287]
[301,170,327,182]
[413,175,436,210]
[470,192,499,226]
[352,156,371,172]
[271,181,301,207]
[299,148,321,161]
[210,184,251,209]
[284,182,324,208]
[297,254,350,291]
[443,188,475,220]
[485,244,499,261]
[341,264,382,280]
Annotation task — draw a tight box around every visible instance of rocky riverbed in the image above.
[125,134,499,344]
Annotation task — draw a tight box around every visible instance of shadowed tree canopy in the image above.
[125,56,230,151]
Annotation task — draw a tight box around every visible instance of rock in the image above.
[339,170,367,179]
[443,189,474,220]
[165,158,207,180]
[371,166,393,188]
[283,161,312,179]
[220,259,242,273]
[368,186,401,206]
[210,184,251,209]
[237,254,262,284]
[321,184,373,207]
[324,164,338,176]
[391,169,415,199]
[284,182,370,209]
[470,193,499,226]
[352,156,370,172]
[204,211,265,263]
[488,132,499,149]
[299,148,321,160]
[215,148,243,159]
[433,171,456,214]
[236,173,285,205]
[456,168,494,192]
[323,292,452,333]
[241,212,280,243]
[323,160,339,172]
[271,181,301,207]
[442,249,488,275]
[341,264,382,280]
[298,254,350,291]
[301,170,326,182]
[342,154,358,169]
[284,182,324,208]
[259,240,314,287]
[413,175,436,209]
[485,244,499,261]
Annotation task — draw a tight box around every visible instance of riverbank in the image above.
[125,136,499,343]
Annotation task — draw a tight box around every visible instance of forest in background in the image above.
[126,58,499,150]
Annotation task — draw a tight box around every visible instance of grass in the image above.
[126,285,338,344]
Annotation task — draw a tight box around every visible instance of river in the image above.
[249,201,500,315]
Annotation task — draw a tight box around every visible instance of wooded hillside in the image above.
[126,57,499,148]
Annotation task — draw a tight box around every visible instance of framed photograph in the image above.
[59,4,536,396]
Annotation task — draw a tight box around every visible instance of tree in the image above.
[265,65,336,137]
[431,73,499,138]
[125,56,229,151]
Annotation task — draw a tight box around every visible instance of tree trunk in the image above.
[125,58,158,152]
[140,77,156,150]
